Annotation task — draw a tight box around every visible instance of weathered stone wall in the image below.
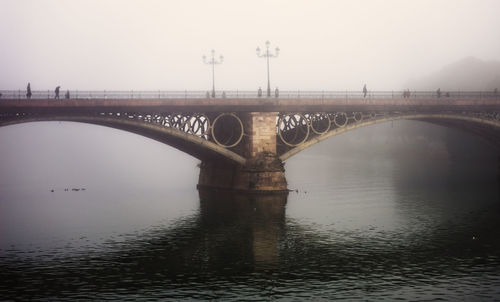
[197,161,237,190]
[197,153,287,193]
[246,112,278,157]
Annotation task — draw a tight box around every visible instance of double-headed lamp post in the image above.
[256,41,280,97]
[202,49,224,98]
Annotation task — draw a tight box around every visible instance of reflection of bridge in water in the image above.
[1,90,500,192]
[2,190,496,300]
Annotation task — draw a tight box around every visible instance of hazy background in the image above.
[1,0,500,189]
[1,0,500,91]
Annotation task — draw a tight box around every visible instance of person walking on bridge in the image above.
[403,89,411,98]
[436,88,441,98]
[363,84,367,98]
[54,86,60,99]
[26,83,32,99]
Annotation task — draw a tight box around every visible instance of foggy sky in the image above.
[1,0,500,91]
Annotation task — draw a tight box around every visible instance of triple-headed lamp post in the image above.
[256,41,280,97]
[202,49,224,98]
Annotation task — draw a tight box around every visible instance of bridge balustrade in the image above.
[0,90,499,100]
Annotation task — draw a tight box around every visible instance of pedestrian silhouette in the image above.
[54,86,61,99]
[222,91,226,98]
[275,87,279,98]
[258,87,262,97]
[26,83,32,99]
[436,88,441,98]
[65,90,70,99]
[363,84,367,98]
[403,89,411,98]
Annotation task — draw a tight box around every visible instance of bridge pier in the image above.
[197,153,287,193]
[198,112,288,193]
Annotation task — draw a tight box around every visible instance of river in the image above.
[1,120,500,301]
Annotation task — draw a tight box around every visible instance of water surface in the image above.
[1,120,500,300]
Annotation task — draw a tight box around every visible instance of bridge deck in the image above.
[2,98,500,112]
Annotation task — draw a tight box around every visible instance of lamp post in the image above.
[202,49,224,98]
[256,41,280,97]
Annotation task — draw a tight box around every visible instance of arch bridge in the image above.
[1,90,500,193]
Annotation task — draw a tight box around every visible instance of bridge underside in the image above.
[0,115,246,165]
[277,113,500,161]
[416,117,500,149]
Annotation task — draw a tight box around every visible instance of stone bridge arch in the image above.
[279,113,500,161]
[0,115,246,165]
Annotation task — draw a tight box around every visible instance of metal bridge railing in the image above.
[0,90,498,100]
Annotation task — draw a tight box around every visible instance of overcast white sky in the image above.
[1,0,500,91]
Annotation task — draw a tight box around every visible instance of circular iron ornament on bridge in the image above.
[309,113,331,135]
[353,112,363,122]
[211,113,244,148]
[333,112,348,127]
[278,113,310,147]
